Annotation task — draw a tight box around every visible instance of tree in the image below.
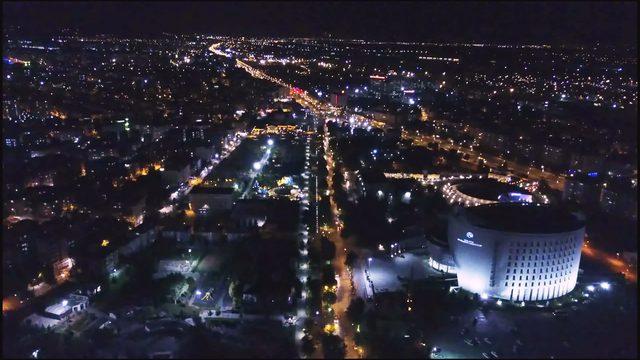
[323,291,337,304]
[321,265,337,287]
[322,333,346,359]
[345,251,358,269]
[186,277,196,291]
[320,236,336,261]
[302,335,316,356]
[346,297,365,323]
[304,317,315,329]
[228,280,243,308]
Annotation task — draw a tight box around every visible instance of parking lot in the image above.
[430,281,637,359]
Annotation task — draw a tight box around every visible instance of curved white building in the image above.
[426,238,457,274]
[448,203,585,302]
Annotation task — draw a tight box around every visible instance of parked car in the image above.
[464,339,474,346]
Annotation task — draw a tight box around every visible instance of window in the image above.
[505,282,508,287]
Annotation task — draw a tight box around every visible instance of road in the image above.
[240,141,273,199]
[324,122,363,359]
[159,131,245,215]
[293,127,316,358]
[402,130,566,191]
[582,241,637,283]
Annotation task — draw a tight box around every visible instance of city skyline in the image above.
[3,1,638,46]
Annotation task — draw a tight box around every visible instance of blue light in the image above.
[588,172,598,178]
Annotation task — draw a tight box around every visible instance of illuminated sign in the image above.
[457,238,483,247]
[457,231,482,247]
[498,192,533,203]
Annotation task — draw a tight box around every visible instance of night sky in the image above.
[3,1,637,46]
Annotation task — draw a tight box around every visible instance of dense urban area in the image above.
[2,25,637,359]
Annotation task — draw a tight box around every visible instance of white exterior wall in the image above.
[448,215,585,301]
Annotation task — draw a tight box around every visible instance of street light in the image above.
[600,282,611,290]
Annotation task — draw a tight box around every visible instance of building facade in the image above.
[448,203,585,302]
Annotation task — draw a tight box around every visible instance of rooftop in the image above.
[190,186,234,195]
[455,179,531,201]
[463,203,585,233]
[44,294,88,316]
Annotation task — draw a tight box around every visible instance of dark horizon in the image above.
[3,1,638,46]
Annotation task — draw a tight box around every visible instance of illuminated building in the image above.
[330,92,348,107]
[563,172,603,205]
[441,178,535,207]
[43,293,89,320]
[426,237,457,274]
[448,203,585,301]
